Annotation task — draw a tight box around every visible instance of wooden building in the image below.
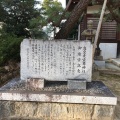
[66,0,120,58]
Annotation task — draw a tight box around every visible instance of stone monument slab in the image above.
[21,39,93,82]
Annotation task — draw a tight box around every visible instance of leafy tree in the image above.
[0,0,40,37]
[29,0,69,38]
[42,0,65,27]
[0,26,23,65]
[94,0,120,24]
[0,2,7,22]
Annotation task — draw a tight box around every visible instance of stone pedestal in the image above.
[0,78,117,120]
[0,101,115,120]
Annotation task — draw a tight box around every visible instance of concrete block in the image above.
[94,60,105,68]
[67,79,86,90]
[27,78,45,89]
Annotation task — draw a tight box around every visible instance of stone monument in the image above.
[21,39,93,89]
[0,38,117,119]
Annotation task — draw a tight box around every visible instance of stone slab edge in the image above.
[0,91,117,105]
[110,59,120,67]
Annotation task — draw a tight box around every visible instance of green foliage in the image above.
[117,23,120,32]
[29,0,69,38]
[42,0,64,26]
[29,15,48,39]
[0,28,23,65]
[0,0,68,39]
[0,0,40,37]
[0,0,67,65]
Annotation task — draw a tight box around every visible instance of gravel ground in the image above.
[94,73,120,120]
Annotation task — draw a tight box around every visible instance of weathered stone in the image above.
[21,39,93,82]
[0,101,115,120]
[27,78,45,89]
[0,101,15,118]
[94,56,103,60]
[94,60,105,69]
[92,105,115,120]
[0,79,117,105]
[110,58,120,67]
[67,79,86,89]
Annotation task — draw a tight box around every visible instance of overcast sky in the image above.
[58,0,66,8]
[38,0,66,8]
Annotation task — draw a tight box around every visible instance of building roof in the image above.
[66,0,102,11]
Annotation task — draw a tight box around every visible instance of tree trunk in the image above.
[55,0,91,39]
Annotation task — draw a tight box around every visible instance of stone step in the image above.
[105,62,120,71]
[99,69,120,76]
[110,58,120,67]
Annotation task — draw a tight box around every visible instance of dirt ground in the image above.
[93,72,120,120]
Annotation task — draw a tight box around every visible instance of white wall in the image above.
[99,43,117,60]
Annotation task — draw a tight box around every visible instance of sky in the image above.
[39,0,66,8]
[58,0,66,8]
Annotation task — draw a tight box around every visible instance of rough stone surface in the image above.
[21,39,93,82]
[27,78,45,89]
[0,101,115,120]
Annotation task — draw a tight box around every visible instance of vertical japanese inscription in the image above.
[77,46,82,73]
[82,46,87,73]
[26,48,29,69]
[30,41,88,76]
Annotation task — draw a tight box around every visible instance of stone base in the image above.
[0,78,117,120]
[94,60,105,68]
[0,101,115,120]
[0,78,117,105]
[94,56,103,60]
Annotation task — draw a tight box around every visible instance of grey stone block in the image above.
[94,60,105,68]
[27,78,45,89]
[67,79,86,90]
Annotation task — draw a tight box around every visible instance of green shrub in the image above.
[0,33,23,66]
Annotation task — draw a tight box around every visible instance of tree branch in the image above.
[55,0,91,39]
[107,0,120,23]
